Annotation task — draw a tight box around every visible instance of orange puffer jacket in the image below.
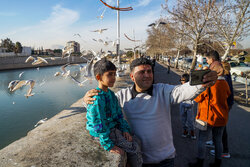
[194,79,231,127]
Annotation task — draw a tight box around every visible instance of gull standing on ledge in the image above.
[34,118,48,127]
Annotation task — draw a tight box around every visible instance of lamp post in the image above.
[116,0,121,64]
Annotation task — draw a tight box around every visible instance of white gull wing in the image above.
[37,57,48,64]
[8,80,20,91]
[19,72,24,78]
[11,80,28,92]
[69,75,88,87]
[25,80,35,98]
[25,56,35,63]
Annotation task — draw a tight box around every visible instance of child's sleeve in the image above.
[115,97,130,133]
[86,96,114,151]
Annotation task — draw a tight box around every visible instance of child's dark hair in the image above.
[205,50,220,61]
[130,57,153,71]
[181,73,189,82]
[93,58,117,76]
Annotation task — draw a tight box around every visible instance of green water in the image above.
[0,65,97,149]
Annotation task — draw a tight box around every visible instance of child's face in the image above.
[180,78,186,84]
[206,57,213,65]
[99,70,116,87]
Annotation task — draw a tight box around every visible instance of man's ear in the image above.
[129,72,135,82]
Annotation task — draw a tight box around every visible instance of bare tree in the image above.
[210,0,250,60]
[146,19,175,58]
[164,0,215,69]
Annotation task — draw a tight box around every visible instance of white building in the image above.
[22,47,32,56]
[0,47,7,53]
[62,41,80,56]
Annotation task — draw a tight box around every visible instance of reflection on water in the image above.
[0,65,97,149]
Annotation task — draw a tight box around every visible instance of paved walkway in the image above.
[154,62,250,167]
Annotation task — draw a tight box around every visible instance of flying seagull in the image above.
[148,22,166,29]
[8,80,20,91]
[25,56,48,65]
[19,72,24,78]
[97,7,107,20]
[10,80,36,98]
[73,33,81,38]
[69,75,88,87]
[91,28,108,34]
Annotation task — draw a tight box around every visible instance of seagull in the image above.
[11,80,36,98]
[91,28,108,34]
[73,33,81,38]
[54,71,61,77]
[18,72,24,78]
[69,75,88,87]
[8,80,20,91]
[148,21,166,29]
[34,118,48,127]
[60,64,71,78]
[25,56,48,65]
[82,57,94,77]
[97,7,106,20]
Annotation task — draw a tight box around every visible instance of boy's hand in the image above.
[83,89,100,104]
[123,132,132,142]
[110,146,124,155]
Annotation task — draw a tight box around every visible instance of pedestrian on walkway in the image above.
[206,59,234,159]
[179,73,196,139]
[189,51,231,167]
[167,57,171,74]
[84,57,218,167]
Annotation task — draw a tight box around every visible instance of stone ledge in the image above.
[0,99,126,167]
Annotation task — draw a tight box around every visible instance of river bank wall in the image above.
[0,69,132,167]
[0,55,87,71]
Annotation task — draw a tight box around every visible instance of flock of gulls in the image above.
[6,6,166,128]
[7,50,128,128]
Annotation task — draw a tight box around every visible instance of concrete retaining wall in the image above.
[0,55,87,70]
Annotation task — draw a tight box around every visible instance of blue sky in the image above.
[0,0,249,52]
[0,0,167,51]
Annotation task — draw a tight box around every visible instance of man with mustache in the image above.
[83,57,217,167]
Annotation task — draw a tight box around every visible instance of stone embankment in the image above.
[0,70,132,167]
[0,55,87,70]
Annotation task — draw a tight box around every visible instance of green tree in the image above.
[126,51,133,58]
[1,38,15,52]
[15,42,23,53]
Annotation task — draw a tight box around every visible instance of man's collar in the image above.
[131,84,153,99]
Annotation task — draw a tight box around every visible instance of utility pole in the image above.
[116,0,121,64]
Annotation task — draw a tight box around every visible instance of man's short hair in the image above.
[93,58,117,76]
[130,57,153,71]
[205,50,220,61]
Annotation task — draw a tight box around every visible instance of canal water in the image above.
[0,64,98,149]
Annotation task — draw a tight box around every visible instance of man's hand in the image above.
[123,132,132,142]
[83,89,100,104]
[202,70,218,88]
[110,146,124,155]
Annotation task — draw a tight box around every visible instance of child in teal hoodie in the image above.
[86,58,142,167]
